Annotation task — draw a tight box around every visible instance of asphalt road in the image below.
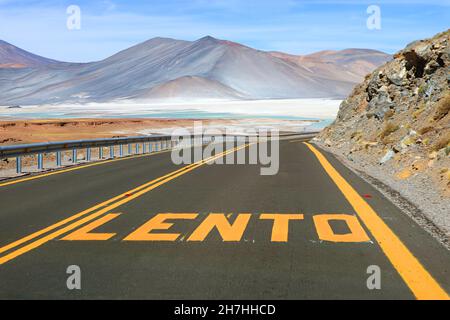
[0,138,448,299]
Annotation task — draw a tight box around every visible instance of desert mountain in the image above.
[140,76,247,100]
[0,36,391,105]
[271,49,391,83]
[0,40,65,68]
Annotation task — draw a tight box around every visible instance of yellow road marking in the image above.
[0,148,173,188]
[313,214,370,243]
[0,157,200,255]
[61,213,121,241]
[0,144,250,265]
[187,213,251,242]
[260,214,304,242]
[304,142,449,300]
[289,138,313,143]
[0,144,239,254]
[123,213,199,241]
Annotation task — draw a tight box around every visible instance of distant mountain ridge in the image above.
[0,40,65,68]
[0,36,392,105]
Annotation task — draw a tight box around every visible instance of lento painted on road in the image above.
[61,212,371,243]
[0,137,448,299]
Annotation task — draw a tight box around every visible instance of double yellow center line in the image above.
[0,148,173,188]
[0,143,250,265]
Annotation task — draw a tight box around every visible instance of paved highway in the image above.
[0,138,448,299]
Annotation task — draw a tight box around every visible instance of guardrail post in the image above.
[37,153,43,170]
[128,144,132,155]
[16,156,22,174]
[86,148,91,161]
[119,145,123,157]
[56,151,62,167]
[99,147,103,159]
[72,149,77,163]
[110,146,114,159]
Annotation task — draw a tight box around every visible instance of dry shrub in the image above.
[432,131,450,151]
[412,106,425,119]
[350,131,362,140]
[381,136,395,145]
[433,93,450,121]
[384,109,395,119]
[419,126,434,135]
[380,121,399,139]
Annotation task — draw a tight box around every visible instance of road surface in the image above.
[0,138,448,299]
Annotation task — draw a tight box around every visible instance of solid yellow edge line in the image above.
[0,144,250,265]
[304,142,449,300]
[0,148,173,188]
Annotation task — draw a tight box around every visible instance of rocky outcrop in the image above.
[314,30,450,236]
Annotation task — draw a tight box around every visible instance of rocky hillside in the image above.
[314,30,450,236]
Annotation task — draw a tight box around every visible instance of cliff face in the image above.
[314,30,450,235]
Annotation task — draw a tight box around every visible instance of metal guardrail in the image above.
[0,131,320,174]
[0,134,210,174]
[0,135,175,159]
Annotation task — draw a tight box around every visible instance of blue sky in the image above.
[0,0,449,62]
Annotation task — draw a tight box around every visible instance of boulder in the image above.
[386,65,406,86]
[367,91,394,120]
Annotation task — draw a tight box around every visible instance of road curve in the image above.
[0,139,448,299]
